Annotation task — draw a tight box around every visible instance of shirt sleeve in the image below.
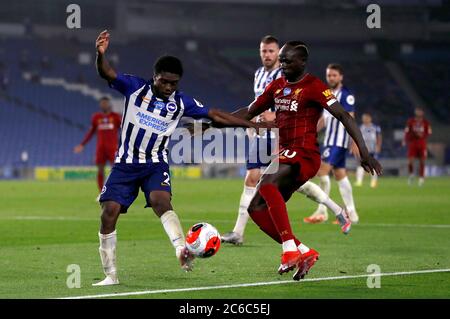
[114,113,122,128]
[80,115,98,146]
[376,125,382,135]
[307,78,338,110]
[341,91,356,113]
[109,73,147,97]
[248,80,276,116]
[182,96,210,119]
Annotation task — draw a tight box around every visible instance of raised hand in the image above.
[96,30,110,55]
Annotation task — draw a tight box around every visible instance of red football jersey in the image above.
[81,112,122,151]
[405,117,431,145]
[249,73,337,152]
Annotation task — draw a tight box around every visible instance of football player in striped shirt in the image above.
[93,30,269,286]
[304,63,359,224]
[355,113,382,188]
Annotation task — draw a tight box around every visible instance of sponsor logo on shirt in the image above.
[154,101,165,110]
[322,89,334,99]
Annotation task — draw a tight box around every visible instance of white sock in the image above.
[282,239,298,252]
[323,198,343,217]
[356,166,365,184]
[232,185,255,236]
[337,176,356,212]
[98,230,117,278]
[160,210,185,253]
[371,174,378,183]
[298,243,310,254]
[298,181,342,216]
[317,175,330,213]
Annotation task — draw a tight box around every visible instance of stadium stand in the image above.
[0,35,444,166]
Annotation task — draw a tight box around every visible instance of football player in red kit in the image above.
[232,41,382,280]
[403,107,432,186]
[74,97,122,195]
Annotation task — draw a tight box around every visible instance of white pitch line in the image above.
[358,223,450,229]
[58,268,450,299]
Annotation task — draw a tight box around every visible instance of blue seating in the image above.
[0,37,444,166]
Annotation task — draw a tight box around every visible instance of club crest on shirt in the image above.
[283,88,291,96]
[166,102,178,113]
[154,101,165,110]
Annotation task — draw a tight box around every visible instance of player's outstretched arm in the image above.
[208,108,273,131]
[327,101,383,176]
[96,30,117,82]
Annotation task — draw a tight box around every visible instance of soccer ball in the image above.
[185,222,221,258]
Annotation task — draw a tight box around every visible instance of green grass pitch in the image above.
[0,177,449,299]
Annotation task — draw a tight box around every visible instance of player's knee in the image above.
[245,170,260,187]
[100,203,120,227]
[334,169,347,181]
[149,197,171,217]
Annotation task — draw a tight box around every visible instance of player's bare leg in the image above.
[408,157,415,185]
[304,162,331,223]
[418,157,425,186]
[298,181,351,234]
[222,168,260,245]
[149,191,194,272]
[95,163,106,202]
[93,201,121,286]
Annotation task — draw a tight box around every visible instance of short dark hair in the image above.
[261,35,279,46]
[327,63,344,75]
[154,55,184,77]
[99,96,110,102]
[285,41,309,61]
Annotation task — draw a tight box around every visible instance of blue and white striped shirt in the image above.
[110,73,209,164]
[361,123,381,154]
[323,86,355,149]
[254,66,282,98]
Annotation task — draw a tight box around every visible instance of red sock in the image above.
[419,160,425,177]
[250,208,301,246]
[259,184,295,243]
[408,161,413,174]
[97,171,104,192]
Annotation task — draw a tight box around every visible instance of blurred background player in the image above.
[74,97,121,197]
[304,63,359,224]
[403,107,432,186]
[222,37,350,245]
[355,113,382,188]
[221,35,281,245]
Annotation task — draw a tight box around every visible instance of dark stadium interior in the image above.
[0,0,449,168]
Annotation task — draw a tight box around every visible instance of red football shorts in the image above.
[278,148,321,184]
[408,143,427,159]
[95,147,116,165]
